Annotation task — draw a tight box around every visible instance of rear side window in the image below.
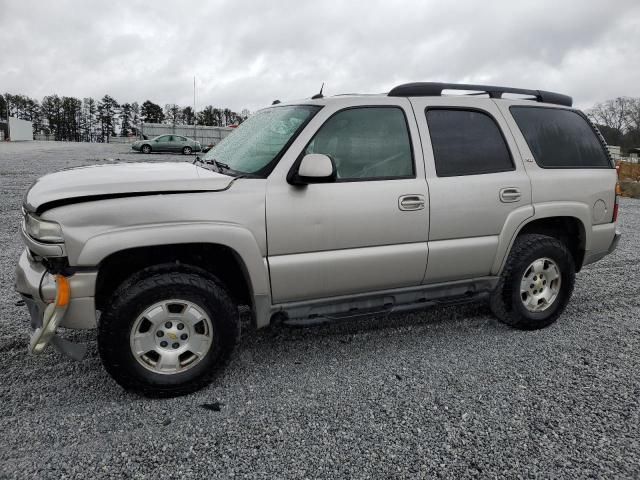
[510,107,611,168]
[426,109,513,177]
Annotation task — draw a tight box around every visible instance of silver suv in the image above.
[15,82,621,396]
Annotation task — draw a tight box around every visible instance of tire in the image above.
[141,144,151,154]
[98,267,239,397]
[182,146,192,155]
[490,233,575,330]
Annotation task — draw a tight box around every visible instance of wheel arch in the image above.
[83,224,271,328]
[493,204,590,275]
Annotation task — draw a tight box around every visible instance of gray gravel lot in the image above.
[1,141,639,479]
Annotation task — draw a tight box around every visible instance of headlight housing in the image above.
[24,213,64,243]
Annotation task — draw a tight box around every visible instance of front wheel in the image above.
[141,144,151,154]
[182,146,193,155]
[98,268,239,397]
[490,233,575,330]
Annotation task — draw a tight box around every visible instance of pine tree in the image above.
[182,106,195,125]
[98,95,119,143]
[120,103,132,137]
[141,100,164,123]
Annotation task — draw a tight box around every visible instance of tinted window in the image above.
[426,109,513,177]
[305,107,413,180]
[511,107,610,168]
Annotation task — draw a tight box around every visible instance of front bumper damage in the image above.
[15,249,98,360]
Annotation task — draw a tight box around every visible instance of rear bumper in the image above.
[608,231,622,254]
[583,224,621,266]
[15,250,98,331]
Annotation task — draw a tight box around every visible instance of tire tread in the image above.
[98,268,239,397]
[490,233,575,330]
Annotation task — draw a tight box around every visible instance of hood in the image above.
[25,162,235,214]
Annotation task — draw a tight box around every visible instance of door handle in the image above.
[499,188,521,203]
[399,194,425,211]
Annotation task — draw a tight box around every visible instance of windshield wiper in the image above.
[214,160,231,172]
[194,156,257,178]
[193,156,227,173]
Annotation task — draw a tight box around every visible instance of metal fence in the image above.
[140,123,233,147]
[108,136,138,144]
[32,124,234,146]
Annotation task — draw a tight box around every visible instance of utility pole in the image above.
[193,76,197,144]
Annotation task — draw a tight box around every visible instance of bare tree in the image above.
[625,98,640,133]
[130,102,140,136]
[164,104,182,126]
[588,97,634,133]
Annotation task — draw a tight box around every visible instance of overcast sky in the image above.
[1,0,639,112]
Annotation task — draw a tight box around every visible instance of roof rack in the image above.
[388,82,572,107]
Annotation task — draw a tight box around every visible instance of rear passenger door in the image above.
[410,97,533,283]
[166,135,181,152]
[173,135,188,152]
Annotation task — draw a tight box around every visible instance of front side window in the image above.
[204,105,320,176]
[510,107,611,168]
[156,135,170,142]
[426,109,513,177]
[305,107,414,180]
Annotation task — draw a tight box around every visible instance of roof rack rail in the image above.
[388,82,572,107]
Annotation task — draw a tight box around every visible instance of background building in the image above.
[2,116,34,141]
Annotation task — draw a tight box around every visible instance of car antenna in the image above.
[311,82,324,99]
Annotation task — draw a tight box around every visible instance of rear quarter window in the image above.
[510,107,611,168]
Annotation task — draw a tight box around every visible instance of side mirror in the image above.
[289,154,336,185]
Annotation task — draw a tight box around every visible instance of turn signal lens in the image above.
[55,275,70,307]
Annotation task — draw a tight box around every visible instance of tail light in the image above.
[613,165,621,223]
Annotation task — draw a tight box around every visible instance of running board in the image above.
[273,277,498,327]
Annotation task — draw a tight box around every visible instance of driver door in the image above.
[266,99,430,303]
[154,135,171,151]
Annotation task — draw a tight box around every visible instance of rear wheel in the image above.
[141,144,151,154]
[98,267,239,397]
[182,146,192,155]
[490,233,575,330]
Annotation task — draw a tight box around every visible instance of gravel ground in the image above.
[1,141,639,479]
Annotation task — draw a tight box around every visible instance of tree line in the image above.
[3,90,638,149]
[588,97,640,153]
[0,93,249,142]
